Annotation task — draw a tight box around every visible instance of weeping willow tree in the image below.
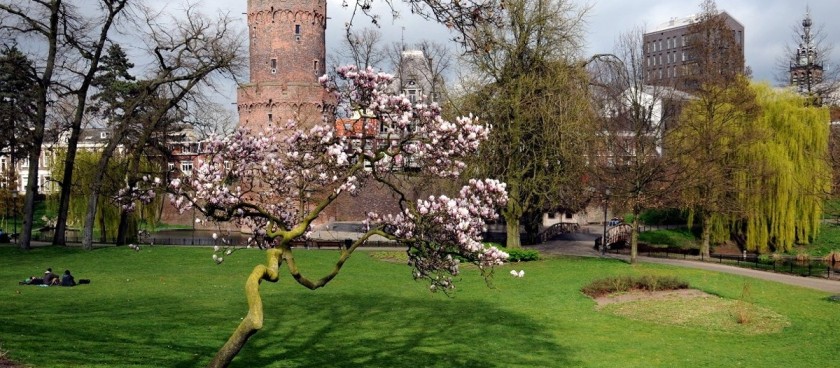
[673,82,830,254]
[51,150,125,242]
[733,84,830,252]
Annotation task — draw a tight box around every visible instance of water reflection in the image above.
[148,229,247,246]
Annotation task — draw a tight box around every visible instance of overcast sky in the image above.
[187,0,839,103]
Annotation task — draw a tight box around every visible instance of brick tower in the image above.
[238,0,329,130]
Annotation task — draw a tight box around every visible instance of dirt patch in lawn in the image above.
[0,356,25,368]
[594,289,791,335]
[594,288,713,307]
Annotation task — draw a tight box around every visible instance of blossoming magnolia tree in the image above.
[158,66,509,367]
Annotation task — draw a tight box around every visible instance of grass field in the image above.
[1,245,839,367]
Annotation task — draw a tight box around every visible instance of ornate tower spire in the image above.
[790,6,823,96]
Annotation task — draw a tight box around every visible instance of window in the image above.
[0,158,5,172]
[168,162,175,172]
[268,113,273,123]
[407,89,417,103]
[181,161,193,174]
[271,58,277,73]
[100,131,108,139]
[295,24,301,34]
[313,60,318,71]
[565,212,573,219]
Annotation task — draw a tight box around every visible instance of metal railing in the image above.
[710,253,840,279]
[608,243,840,279]
[31,232,399,249]
[607,243,699,259]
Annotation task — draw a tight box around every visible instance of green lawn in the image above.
[637,228,698,249]
[1,246,839,367]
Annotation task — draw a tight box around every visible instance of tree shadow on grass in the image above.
[0,290,576,367]
[228,292,577,367]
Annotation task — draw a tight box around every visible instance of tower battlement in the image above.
[238,0,329,130]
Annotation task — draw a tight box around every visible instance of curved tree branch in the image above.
[208,248,283,368]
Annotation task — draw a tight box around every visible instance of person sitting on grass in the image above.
[20,275,43,285]
[61,270,76,287]
[44,268,60,286]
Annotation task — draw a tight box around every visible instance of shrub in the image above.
[823,250,840,266]
[483,242,541,262]
[733,282,754,325]
[795,252,811,265]
[637,208,688,225]
[581,275,689,298]
[758,254,784,265]
[505,248,540,262]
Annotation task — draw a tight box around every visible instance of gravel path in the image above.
[526,226,840,294]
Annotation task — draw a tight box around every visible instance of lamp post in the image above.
[11,190,17,243]
[601,189,610,255]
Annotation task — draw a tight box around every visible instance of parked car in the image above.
[608,218,621,226]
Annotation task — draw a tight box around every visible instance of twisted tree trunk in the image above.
[208,249,283,368]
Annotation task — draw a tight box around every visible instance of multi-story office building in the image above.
[643,11,744,90]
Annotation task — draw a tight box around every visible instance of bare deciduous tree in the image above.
[0,0,129,249]
[80,3,245,250]
[460,0,596,248]
[587,27,690,263]
[332,27,386,70]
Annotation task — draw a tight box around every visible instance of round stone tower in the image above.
[238,0,329,130]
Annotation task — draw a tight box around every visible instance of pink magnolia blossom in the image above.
[153,65,510,290]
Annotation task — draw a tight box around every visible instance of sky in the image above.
[171,0,840,104]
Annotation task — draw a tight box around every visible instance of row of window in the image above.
[168,160,233,175]
[647,65,689,80]
[9,152,54,169]
[649,36,687,53]
[647,52,689,67]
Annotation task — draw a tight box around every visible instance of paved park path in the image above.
[527,226,840,294]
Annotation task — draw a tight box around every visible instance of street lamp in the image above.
[601,189,610,255]
[11,190,17,243]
